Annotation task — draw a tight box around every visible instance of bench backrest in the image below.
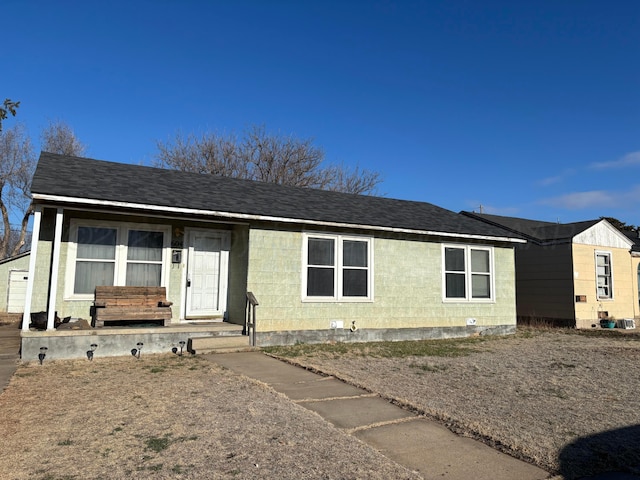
[94,286,169,307]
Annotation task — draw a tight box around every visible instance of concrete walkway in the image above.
[209,351,550,480]
[0,322,21,392]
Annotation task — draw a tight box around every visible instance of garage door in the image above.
[7,270,28,313]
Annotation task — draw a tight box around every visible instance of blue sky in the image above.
[4,0,639,225]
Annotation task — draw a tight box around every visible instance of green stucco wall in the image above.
[246,227,517,334]
[28,207,516,344]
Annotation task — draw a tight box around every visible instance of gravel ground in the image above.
[272,329,640,479]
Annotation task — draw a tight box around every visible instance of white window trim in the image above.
[65,219,171,300]
[301,232,374,302]
[442,244,495,303]
[595,250,614,300]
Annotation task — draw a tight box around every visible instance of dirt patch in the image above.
[271,329,640,478]
[0,354,420,479]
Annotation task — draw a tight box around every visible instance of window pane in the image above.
[472,274,491,298]
[308,238,334,266]
[445,248,465,271]
[343,269,367,296]
[446,273,465,298]
[343,240,368,267]
[126,264,162,286]
[471,249,489,273]
[77,227,116,259]
[74,262,114,294]
[307,267,334,296]
[596,254,612,299]
[128,230,163,261]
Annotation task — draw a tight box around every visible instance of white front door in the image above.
[185,230,229,318]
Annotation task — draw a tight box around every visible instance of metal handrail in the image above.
[244,292,258,346]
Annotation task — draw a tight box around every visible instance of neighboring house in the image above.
[463,212,639,328]
[23,152,525,350]
[621,229,640,309]
[0,252,30,314]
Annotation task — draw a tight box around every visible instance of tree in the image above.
[0,123,35,258]
[41,120,87,156]
[0,119,86,258]
[0,99,20,132]
[155,125,382,195]
[601,217,638,233]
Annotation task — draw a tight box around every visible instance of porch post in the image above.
[46,208,64,331]
[22,205,42,332]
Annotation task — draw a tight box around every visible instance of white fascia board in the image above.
[33,193,527,244]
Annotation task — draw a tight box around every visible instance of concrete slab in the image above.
[302,395,414,430]
[0,322,21,392]
[272,376,367,400]
[0,361,18,391]
[205,352,550,480]
[354,418,548,480]
[210,352,325,384]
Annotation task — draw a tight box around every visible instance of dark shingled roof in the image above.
[622,230,640,252]
[462,212,602,243]
[31,152,521,241]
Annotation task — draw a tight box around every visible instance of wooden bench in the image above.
[92,286,172,327]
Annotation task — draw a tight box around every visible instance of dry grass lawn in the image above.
[267,327,640,479]
[0,354,420,480]
[2,327,639,479]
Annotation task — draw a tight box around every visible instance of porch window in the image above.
[303,233,372,301]
[443,245,494,302]
[74,227,117,294]
[596,252,613,299]
[126,230,164,286]
[68,220,170,298]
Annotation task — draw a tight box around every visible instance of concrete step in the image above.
[188,334,253,354]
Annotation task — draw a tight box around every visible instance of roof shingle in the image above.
[32,152,520,240]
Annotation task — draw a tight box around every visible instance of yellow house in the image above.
[464,213,639,329]
[21,153,526,360]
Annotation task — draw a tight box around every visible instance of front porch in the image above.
[21,322,253,362]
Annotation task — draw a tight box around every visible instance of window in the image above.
[303,234,372,301]
[74,226,117,294]
[67,220,170,298]
[596,252,613,299]
[126,230,164,286]
[443,245,493,301]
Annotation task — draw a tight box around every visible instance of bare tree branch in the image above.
[41,120,86,156]
[0,119,87,258]
[155,125,383,195]
[0,123,35,258]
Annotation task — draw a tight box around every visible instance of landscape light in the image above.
[178,340,186,356]
[38,346,48,365]
[87,343,98,361]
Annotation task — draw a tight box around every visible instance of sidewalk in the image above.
[0,322,21,392]
[209,351,549,480]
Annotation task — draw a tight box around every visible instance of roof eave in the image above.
[32,193,526,244]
